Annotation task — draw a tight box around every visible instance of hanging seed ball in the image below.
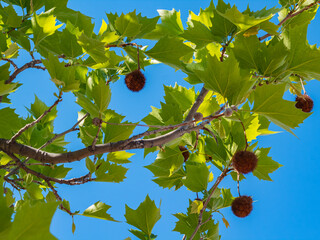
[224,108,233,117]
[295,94,314,113]
[231,196,253,218]
[92,117,102,126]
[193,112,203,121]
[179,146,190,162]
[232,150,258,174]
[125,69,146,92]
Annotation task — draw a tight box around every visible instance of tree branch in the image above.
[0,112,224,164]
[5,59,43,84]
[9,92,62,143]
[189,167,230,240]
[259,1,320,41]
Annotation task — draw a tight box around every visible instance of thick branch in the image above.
[259,1,320,41]
[0,112,224,164]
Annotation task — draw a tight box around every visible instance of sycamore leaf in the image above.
[252,84,311,134]
[145,36,194,69]
[282,22,320,80]
[145,146,184,177]
[107,151,135,164]
[144,9,184,39]
[115,11,141,38]
[182,163,210,192]
[0,108,22,139]
[232,35,288,76]
[216,5,275,33]
[187,53,254,104]
[78,33,109,63]
[32,9,62,46]
[181,20,219,48]
[190,200,203,214]
[81,201,118,221]
[253,148,282,181]
[95,162,128,183]
[125,195,161,237]
[8,201,59,240]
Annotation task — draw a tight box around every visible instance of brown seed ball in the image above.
[92,117,102,126]
[295,94,314,113]
[193,112,203,121]
[232,150,258,174]
[125,69,146,92]
[231,196,253,218]
[178,146,190,162]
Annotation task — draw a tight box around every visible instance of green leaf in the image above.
[216,5,275,33]
[145,146,184,177]
[125,195,161,236]
[42,54,80,91]
[210,0,237,42]
[85,158,96,173]
[103,118,135,143]
[0,81,18,96]
[60,27,83,58]
[81,201,118,221]
[0,108,22,138]
[115,11,141,38]
[52,7,94,36]
[26,183,44,200]
[26,95,58,125]
[187,53,254,104]
[8,201,59,240]
[0,178,14,235]
[107,151,134,164]
[95,162,128,183]
[253,148,282,181]
[75,92,100,118]
[173,201,218,240]
[92,78,111,115]
[282,23,320,80]
[232,35,288,76]
[32,9,62,46]
[145,36,194,69]
[144,9,184,39]
[135,14,160,39]
[0,4,22,28]
[77,33,109,63]
[181,20,219,48]
[182,163,210,192]
[252,84,311,133]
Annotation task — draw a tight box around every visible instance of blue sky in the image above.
[8,0,320,239]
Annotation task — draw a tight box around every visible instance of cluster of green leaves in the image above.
[0,0,319,239]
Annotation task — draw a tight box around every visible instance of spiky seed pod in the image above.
[295,94,314,113]
[230,105,238,112]
[92,117,102,126]
[232,150,258,174]
[224,108,233,117]
[231,196,253,218]
[125,69,146,92]
[179,146,190,162]
[193,112,203,121]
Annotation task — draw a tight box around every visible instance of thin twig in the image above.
[238,118,248,151]
[2,58,18,70]
[300,77,306,94]
[237,172,241,197]
[5,113,88,178]
[6,59,43,84]
[9,92,63,143]
[259,1,320,41]
[189,168,230,240]
[91,124,102,150]
[105,43,142,48]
